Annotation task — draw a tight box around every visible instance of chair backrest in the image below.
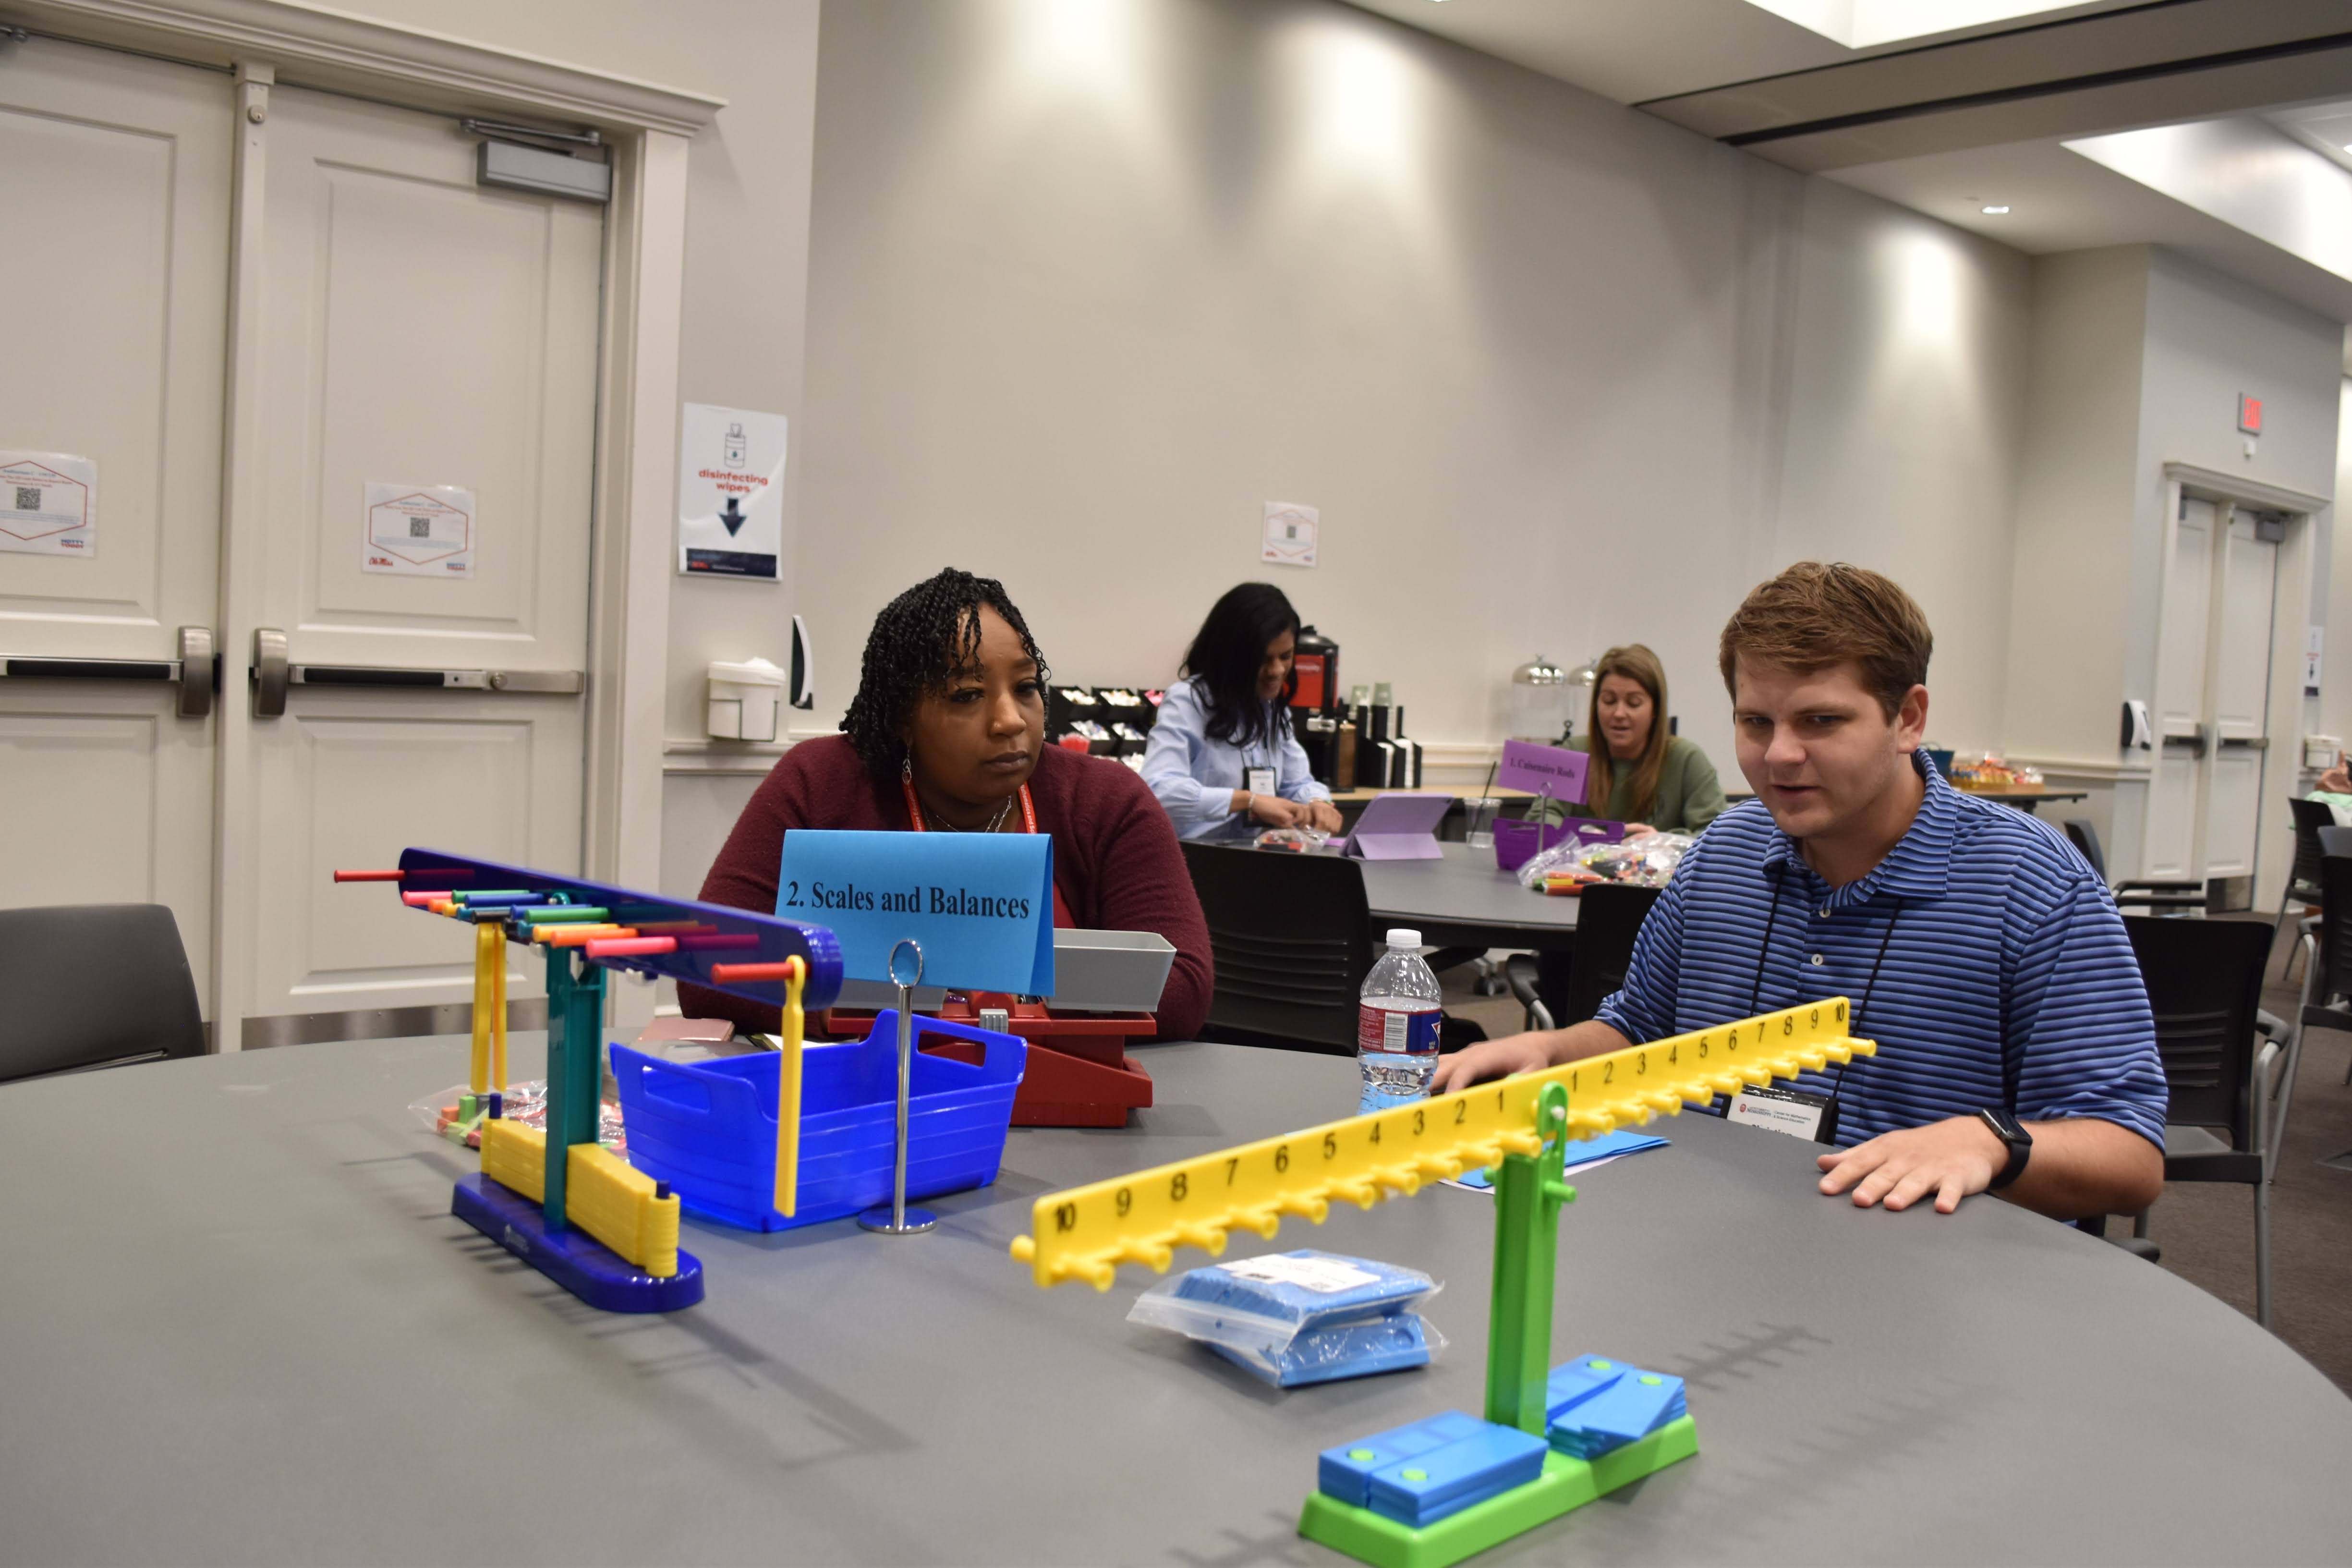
[2313,854,2352,1007]
[1558,883,1661,1028]
[2121,914,2270,1140]
[2061,819,2107,882]
[1179,842,1374,1053]
[0,904,205,1083]
[2287,797,2334,893]
[2319,826,2352,861]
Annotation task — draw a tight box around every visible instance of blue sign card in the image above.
[777,829,1054,994]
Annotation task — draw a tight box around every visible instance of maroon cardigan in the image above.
[679,736,1212,1039]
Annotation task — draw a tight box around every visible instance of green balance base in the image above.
[1297,1416,1697,1568]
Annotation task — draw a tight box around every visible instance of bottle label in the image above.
[1358,1005,1441,1056]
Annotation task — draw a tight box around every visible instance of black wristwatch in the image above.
[1977,1108,2033,1190]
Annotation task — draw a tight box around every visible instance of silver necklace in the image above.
[929,794,1015,833]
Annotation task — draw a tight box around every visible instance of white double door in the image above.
[0,36,599,1046]
[2144,494,2277,885]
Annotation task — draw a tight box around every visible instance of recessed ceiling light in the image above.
[1981,205,2011,215]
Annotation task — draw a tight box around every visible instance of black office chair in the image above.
[1504,884,1661,1033]
[1183,840,1374,1053]
[2122,914,2291,1328]
[0,904,205,1083]
[1181,843,1483,1055]
[2274,797,2333,976]
[2061,820,2203,913]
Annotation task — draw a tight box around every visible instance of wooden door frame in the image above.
[12,0,720,1046]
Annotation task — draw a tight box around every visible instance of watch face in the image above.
[1983,1108,2027,1144]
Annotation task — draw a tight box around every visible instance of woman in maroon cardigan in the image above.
[680,568,1212,1038]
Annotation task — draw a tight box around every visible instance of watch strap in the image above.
[1978,1108,2031,1190]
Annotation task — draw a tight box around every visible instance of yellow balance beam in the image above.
[1009,997,1874,1290]
[479,1120,682,1277]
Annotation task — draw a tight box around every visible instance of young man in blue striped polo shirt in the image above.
[1434,562,2166,1222]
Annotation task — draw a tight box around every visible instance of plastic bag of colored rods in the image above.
[1128,1250,1445,1387]
[408,1080,625,1154]
[1518,830,1694,895]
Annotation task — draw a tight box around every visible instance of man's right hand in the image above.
[1430,1033,1559,1094]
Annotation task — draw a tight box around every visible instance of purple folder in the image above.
[1342,793,1454,860]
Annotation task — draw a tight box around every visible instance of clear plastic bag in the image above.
[1517,830,1695,894]
[1128,1250,1445,1386]
[1254,826,1330,853]
[407,1079,626,1154]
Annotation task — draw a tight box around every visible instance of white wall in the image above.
[793,0,2033,787]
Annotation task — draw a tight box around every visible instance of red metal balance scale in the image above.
[820,990,1154,1129]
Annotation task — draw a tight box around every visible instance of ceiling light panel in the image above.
[1742,0,2102,50]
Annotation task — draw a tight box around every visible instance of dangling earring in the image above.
[901,754,912,782]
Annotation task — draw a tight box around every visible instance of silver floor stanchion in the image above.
[859,937,936,1235]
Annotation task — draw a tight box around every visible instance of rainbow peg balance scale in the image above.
[335,851,843,1312]
[1009,999,1877,1568]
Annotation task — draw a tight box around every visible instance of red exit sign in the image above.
[2239,394,2263,436]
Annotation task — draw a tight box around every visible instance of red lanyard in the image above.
[902,775,1037,835]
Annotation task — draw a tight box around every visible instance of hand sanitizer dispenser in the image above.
[707,657,787,742]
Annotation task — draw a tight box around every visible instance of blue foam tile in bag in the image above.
[1169,1250,1433,1329]
[1213,1312,1431,1388]
[1318,1411,1489,1508]
[1364,1421,1551,1528]
[1547,1356,1685,1459]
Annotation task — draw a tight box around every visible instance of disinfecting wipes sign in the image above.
[0,450,96,557]
[363,483,476,577]
[679,402,787,580]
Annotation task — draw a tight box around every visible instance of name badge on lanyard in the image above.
[1246,766,1277,798]
[1726,1082,1840,1144]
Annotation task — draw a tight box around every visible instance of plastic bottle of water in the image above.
[1358,928,1443,1113]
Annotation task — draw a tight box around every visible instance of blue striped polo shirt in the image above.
[1595,752,2167,1149]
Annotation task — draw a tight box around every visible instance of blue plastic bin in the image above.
[610,1011,1026,1232]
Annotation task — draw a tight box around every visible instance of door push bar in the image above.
[0,626,217,717]
[248,627,582,717]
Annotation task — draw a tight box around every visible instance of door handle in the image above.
[251,627,288,718]
[176,625,215,717]
[2218,735,2269,751]
[287,665,584,694]
[0,625,218,718]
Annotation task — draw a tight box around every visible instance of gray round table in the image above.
[1358,842,1580,951]
[3,1034,2347,1565]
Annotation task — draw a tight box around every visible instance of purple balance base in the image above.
[451,1173,704,1313]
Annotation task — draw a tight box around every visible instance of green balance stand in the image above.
[1297,1084,1697,1568]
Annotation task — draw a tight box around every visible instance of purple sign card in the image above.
[1341,792,1453,860]
[1497,739,1589,804]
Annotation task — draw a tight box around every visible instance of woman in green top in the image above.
[1558,644,1726,834]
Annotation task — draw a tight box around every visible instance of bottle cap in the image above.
[1386,928,1421,949]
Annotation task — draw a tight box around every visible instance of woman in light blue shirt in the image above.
[1143,583,1342,841]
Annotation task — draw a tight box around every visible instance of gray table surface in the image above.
[1358,842,1580,951]
[5,1034,2350,1566]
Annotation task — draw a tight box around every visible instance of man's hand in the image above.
[1429,1034,1555,1095]
[1429,1020,1630,1096]
[1816,1115,2006,1214]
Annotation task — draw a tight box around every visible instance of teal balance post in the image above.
[540,944,606,1228]
[1297,1083,1699,1568]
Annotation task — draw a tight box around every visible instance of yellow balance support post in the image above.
[479,1119,681,1277]
[774,956,806,1220]
[489,919,508,1094]
[469,918,502,1095]
[1008,998,1875,1290]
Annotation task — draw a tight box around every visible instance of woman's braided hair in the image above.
[841,568,1051,784]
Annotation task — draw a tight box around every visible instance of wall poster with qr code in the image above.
[362,481,476,577]
[0,450,97,557]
